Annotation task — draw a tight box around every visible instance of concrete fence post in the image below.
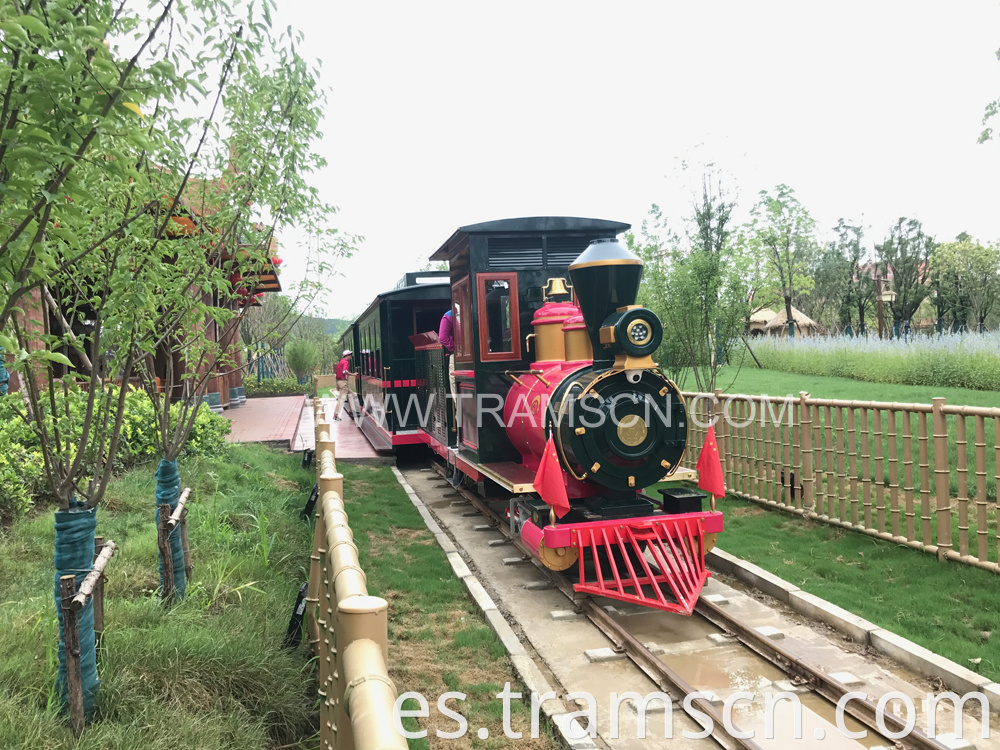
[336,596,390,750]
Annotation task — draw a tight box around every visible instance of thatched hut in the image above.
[763,306,820,337]
[748,307,777,337]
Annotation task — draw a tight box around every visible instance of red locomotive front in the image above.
[499,238,723,615]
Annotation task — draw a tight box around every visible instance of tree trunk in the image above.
[785,296,795,340]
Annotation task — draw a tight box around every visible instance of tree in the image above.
[0,0,198,717]
[980,44,1000,142]
[876,218,934,333]
[931,237,1000,332]
[632,174,752,393]
[0,0,350,719]
[805,236,851,333]
[285,339,321,381]
[630,208,687,385]
[830,220,876,336]
[241,294,299,347]
[745,185,817,338]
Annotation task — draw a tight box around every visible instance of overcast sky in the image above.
[268,1,1000,320]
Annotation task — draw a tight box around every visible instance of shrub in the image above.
[243,377,311,398]
[117,390,231,465]
[284,339,320,381]
[0,388,231,523]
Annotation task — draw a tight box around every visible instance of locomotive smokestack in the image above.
[568,238,644,365]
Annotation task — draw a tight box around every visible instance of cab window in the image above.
[478,273,520,361]
[454,277,472,363]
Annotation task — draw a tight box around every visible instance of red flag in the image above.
[533,435,571,519]
[696,425,726,499]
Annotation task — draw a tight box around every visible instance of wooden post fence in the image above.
[59,539,117,736]
[157,487,192,601]
[306,398,406,750]
[682,391,1000,575]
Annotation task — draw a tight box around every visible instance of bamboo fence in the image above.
[683,390,1000,572]
[306,400,406,750]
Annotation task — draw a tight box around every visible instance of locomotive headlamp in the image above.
[626,319,652,346]
[605,307,662,358]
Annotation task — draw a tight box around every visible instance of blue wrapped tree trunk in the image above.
[155,458,186,598]
[54,502,99,717]
[0,346,8,396]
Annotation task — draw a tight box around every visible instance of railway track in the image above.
[427,461,951,750]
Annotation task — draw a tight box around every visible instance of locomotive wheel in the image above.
[703,532,718,554]
[538,539,579,571]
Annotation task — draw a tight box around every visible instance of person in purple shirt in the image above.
[439,308,457,415]
[438,309,454,354]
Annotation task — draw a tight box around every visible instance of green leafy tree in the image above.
[980,44,1000,142]
[632,175,752,393]
[830,220,876,336]
[876,218,935,332]
[0,0,352,717]
[744,185,817,338]
[630,209,687,385]
[805,227,853,333]
[931,236,1000,332]
[0,0,189,510]
[285,338,321,381]
[241,294,300,347]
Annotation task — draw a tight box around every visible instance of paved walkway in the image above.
[308,397,386,460]
[290,402,314,452]
[222,395,305,448]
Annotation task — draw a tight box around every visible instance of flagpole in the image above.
[549,507,556,528]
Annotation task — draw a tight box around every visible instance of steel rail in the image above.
[582,600,764,750]
[428,464,762,749]
[427,462,949,750]
[695,598,949,750]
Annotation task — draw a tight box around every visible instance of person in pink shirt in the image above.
[333,349,358,420]
[439,309,457,403]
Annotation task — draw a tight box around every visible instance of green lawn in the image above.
[337,464,557,749]
[706,365,1000,408]
[702,494,1000,682]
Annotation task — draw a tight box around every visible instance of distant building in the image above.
[748,307,777,337]
[6,175,281,412]
[762,306,821,337]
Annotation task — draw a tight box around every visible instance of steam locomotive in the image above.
[336,217,723,614]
